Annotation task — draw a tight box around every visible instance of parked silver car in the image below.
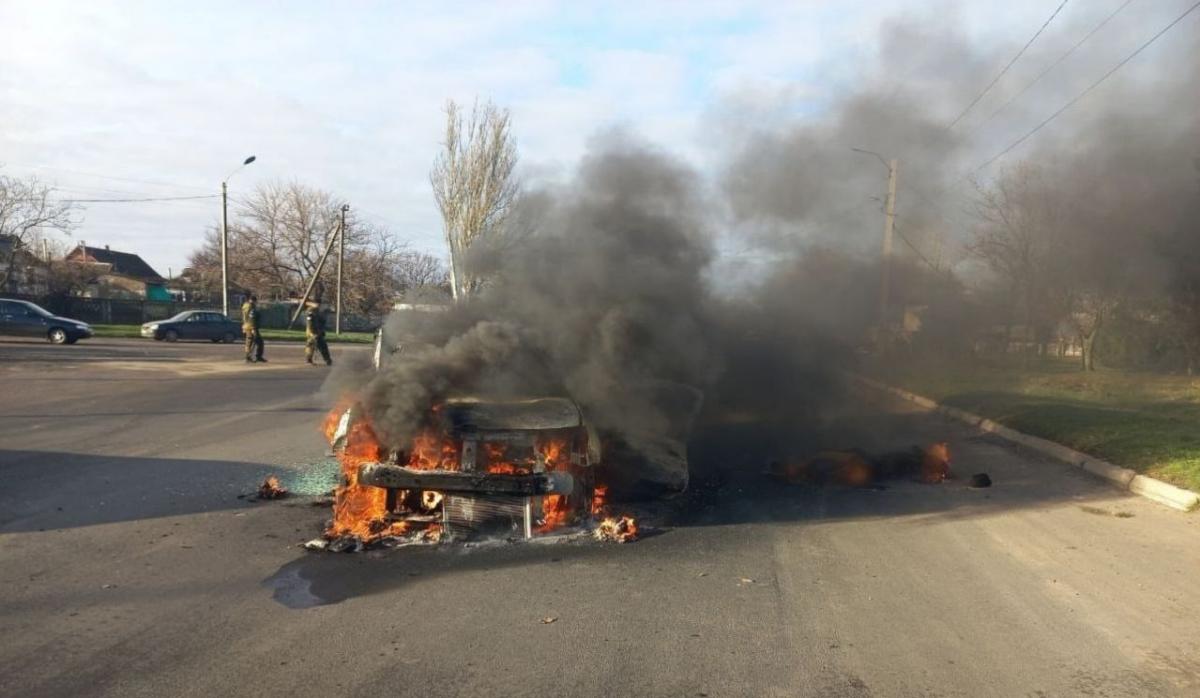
[141,310,243,343]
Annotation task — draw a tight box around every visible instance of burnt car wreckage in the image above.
[321,327,701,545]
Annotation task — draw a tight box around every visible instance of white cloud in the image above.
[1,0,1191,276]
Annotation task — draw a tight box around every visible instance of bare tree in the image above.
[429,98,519,299]
[340,228,446,317]
[0,173,75,291]
[395,249,449,290]
[187,179,445,318]
[967,162,1065,361]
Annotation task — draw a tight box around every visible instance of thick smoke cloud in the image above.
[328,4,1200,482]
[355,133,724,454]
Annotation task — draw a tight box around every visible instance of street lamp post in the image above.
[851,148,898,333]
[221,155,257,318]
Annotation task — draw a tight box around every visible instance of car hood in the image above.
[52,316,90,327]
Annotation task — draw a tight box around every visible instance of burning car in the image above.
[315,327,699,548]
[326,395,601,544]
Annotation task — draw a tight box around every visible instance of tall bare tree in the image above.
[0,173,75,291]
[429,98,519,299]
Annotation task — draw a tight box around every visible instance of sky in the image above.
[1,0,1194,278]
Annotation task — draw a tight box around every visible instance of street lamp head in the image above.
[223,155,258,183]
[851,147,890,171]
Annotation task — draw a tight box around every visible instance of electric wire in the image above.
[970,0,1136,136]
[946,0,1070,129]
[58,194,220,204]
[972,0,1200,173]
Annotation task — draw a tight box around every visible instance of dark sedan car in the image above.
[141,310,243,343]
[0,298,94,344]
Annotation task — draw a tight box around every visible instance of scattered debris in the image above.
[100,583,116,589]
[327,535,364,553]
[257,476,289,500]
[968,473,992,488]
[540,616,558,625]
[594,516,639,543]
[738,577,755,585]
[303,538,329,551]
[1080,505,1135,518]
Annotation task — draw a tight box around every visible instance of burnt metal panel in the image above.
[440,397,582,433]
[443,495,533,539]
[358,462,556,495]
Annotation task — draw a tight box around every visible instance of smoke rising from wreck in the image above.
[327,6,1200,483]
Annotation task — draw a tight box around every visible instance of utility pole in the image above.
[288,225,341,328]
[221,181,229,317]
[336,204,348,334]
[850,148,899,336]
[880,158,898,331]
[220,155,256,318]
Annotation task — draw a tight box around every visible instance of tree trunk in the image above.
[1084,333,1096,371]
[1021,281,1036,369]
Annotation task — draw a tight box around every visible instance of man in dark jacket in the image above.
[304,300,332,366]
[241,295,266,363]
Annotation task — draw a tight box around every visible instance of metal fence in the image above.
[5,293,377,331]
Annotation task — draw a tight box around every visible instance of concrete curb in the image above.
[850,374,1200,512]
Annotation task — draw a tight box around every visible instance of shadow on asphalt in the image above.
[9,407,325,419]
[0,449,284,533]
[263,538,620,609]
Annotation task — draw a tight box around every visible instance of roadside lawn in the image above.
[866,355,1200,493]
[90,324,375,344]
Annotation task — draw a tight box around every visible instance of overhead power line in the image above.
[3,163,213,192]
[58,194,220,203]
[971,0,1136,136]
[973,0,1200,173]
[891,222,941,272]
[946,0,1070,130]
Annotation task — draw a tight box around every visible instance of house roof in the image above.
[68,245,164,282]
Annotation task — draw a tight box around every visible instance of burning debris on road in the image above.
[593,516,638,543]
[767,442,953,487]
[256,476,289,500]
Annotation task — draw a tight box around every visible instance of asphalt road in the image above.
[2,337,1199,697]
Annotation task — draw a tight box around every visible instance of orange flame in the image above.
[324,401,601,543]
[537,436,573,532]
[326,414,408,540]
[257,476,288,500]
[595,515,638,543]
[322,396,355,442]
[591,484,609,516]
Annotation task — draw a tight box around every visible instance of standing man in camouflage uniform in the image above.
[242,294,266,363]
[304,299,332,366]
